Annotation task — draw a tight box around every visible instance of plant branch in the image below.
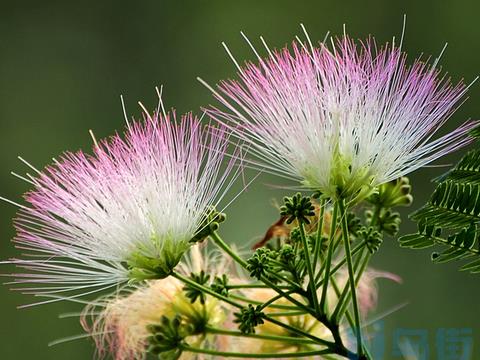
[338,198,364,357]
[298,221,320,314]
[313,198,326,270]
[205,326,317,345]
[179,344,333,358]
[320,202,338,312]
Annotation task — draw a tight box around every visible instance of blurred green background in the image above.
[0,1,479,359]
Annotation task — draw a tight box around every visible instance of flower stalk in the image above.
[338,198,364,357]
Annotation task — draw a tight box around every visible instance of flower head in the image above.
[204,32,478,200]
[5,104,238,304]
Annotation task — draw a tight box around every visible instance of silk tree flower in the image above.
[81,246,231,360]
[3,107,239,305]
[202,33,478,200]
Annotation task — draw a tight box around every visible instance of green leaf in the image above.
[435,148,480,184]
[398,234,435,249]
[399,221,480,273]
[411,181,480,230]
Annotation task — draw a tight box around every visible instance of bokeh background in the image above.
[0,1,479,359]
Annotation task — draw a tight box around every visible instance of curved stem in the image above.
[268,310,308,317]
[331,277,373,360]
[263,315,338,349]
[210,231,313,314]
[231,294,298,310]
[331,246,366,321]
[258,290,296,311]
[338,198,364,357]
[210,231,249,268]
[179,344,333,358]
[227,284,288,290]
[205,326,316,344]
[172,266,341,353]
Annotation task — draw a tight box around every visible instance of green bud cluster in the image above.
[368,177,413,208]
[183,271,210,304]
[183,271,231,302]
[280,193,315,224]
[366,209,402,236]
[247,247,277,280]
[359,227,383,254]
[234,304,265,334]
[347,212,363,238]
[147,315,185,360]
[191,206,226,243]
[211,274,230,297]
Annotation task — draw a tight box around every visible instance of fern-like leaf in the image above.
[401,142,480,274]
[399,222,480,273]
[411,181,480,229]
[435,148,480,184]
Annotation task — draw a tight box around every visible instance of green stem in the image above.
[172,270,333,351]
[268,310,308,317]
[261,277,313,314]
[313,198,326,269]
[298,221,320,314]
[171,271,242,308]
[331,277,373,360]
[315,240,366,286]
[205,326,317,345]
[231,294,298,310]
[227,284,288,290]
[263,315,338,349]
[210,231,314,314]
[334,247,366,321]
[338,198,363,357]
[266,265,304,289]
[319,202,338,312]
[210,231,249,268]
[369,205,382,228]
[258,290,296,311]
[179,344,333,358]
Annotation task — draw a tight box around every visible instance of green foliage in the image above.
[399,222,480,273]
[435,148,480,185]
[280,193,315,224]
[411,181,480,229]
[401,147,480,274]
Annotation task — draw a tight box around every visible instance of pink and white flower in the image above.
[203,32,478,200]
[3,105,238,305]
